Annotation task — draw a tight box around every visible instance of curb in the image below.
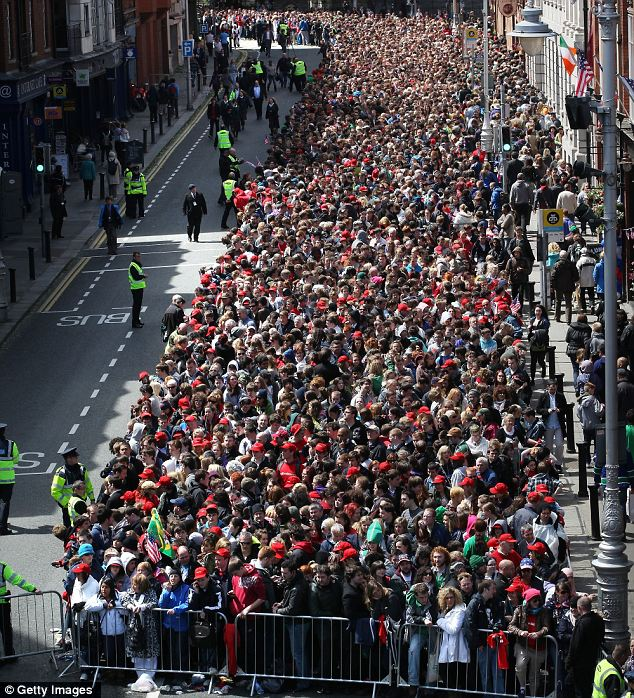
[0,51,247,349]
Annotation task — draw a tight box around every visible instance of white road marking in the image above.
[100,373,109,382]
[89,284,95,289]
[104,262,110,268]
[68,424,79,435]
[109,358,117,367]
[90,389,100,399]
[80,406,90,417]
[83,291,90,297]
[77,299,84,305]
[118,344,125,352]
[82,262,207,273]
[98,270,105,275]
[125,331,133,339]
[58,442,69,454]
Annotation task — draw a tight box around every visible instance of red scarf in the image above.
[487,630,509,669]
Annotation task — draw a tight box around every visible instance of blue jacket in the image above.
[79,159,96,182]
[593,259,605,294]
[158,582,191,631]
[98,203,121,228]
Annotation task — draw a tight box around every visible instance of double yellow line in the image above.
[39,256,89,312]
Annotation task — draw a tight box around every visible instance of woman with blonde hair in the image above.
[436,586,469,690]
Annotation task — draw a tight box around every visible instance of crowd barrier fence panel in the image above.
[0,590,67,669]
[233,613,394,698]
[395,624,559,698]
[71,606,227,693]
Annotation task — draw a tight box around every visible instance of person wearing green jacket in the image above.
[0,560,40,661]
[79,153,97,201]
[0,422,18,536]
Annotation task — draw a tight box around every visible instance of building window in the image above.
[43,0,49,48]
[83,3,90,35]
[5,4,13,60]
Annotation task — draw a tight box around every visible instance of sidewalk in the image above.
[525,214,600,597]
[0,63,220,348]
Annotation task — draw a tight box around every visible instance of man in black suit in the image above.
[536,380,568,466]
[182,183,208,242]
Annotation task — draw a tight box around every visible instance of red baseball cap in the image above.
[498,533,517,543]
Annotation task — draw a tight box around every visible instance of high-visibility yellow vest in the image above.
[592,659,625,698]
[294,60,306,76]
[0,561,36,603]
[0,439,18,486]
[128,261,146,290]
[217,130,231,149]
[67,495,88,525]
[123,168,132,194]
[50,464,95,508]
[223,179,235,201]
[253,61,263,75]
[127,173,147,195]
[279,23,288,35]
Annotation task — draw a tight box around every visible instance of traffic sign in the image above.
[183,40,194,58]
[51,84,67,99]
[464,26,479,52]
[125,47,137,59]
[31,116,43,127]
[201,23,208,33]
[541,208,564,234]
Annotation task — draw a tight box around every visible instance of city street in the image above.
[0,43,320,593]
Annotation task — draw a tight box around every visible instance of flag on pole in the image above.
[558,36,577,77]
[510,296,521,314]
[575,49,594,96]
[619,75,634,105]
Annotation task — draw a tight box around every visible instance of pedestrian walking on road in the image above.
[99,196,123,255]
[79,153,97,201]
[221,172,237,230]
[128,251,146,328]
[125,165,147,219]
[182,184,207,242]
[252,80,264,120]
[266,97,280,135]
[105,151,122,198]
[0,423,18,536]
[0,561,40,660]
[49,184,67,239]
[51,447,95,527]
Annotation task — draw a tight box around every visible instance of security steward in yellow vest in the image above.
[214,128,233,153]
[67,480,89,526]
[51,447,95,527]
[592,644,628,698]
[221,172,237,230]
[278,21,289,50]
[128,250,146,328]
[218,148,243,204]
[0,560,39,661]
[0,422,18,536]
[291,58,307,93]
[124,164,147,219]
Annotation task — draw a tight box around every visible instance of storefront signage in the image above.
[0,73,48,103]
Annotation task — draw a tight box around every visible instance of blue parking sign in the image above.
[201,23,208,33]
[183,40,194,58]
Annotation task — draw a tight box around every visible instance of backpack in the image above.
[107,160,117,176]
[168,84,177,98]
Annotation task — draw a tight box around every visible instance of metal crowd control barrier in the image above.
[234,613,394,697]
[72,606,227,692]
[395,624,559,698]
[0,590,67,667]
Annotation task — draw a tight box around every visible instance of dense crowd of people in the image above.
[41,7,633,698]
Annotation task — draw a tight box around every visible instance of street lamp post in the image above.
[480,0,494,156]
[591,0,632,646]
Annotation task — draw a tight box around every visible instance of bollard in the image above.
[197,72,202,92]
[28,247,35,280]
[588,484,601,540]
[150,120,156,145]
[555,372,564,393]
[547,346,556,379]
[577,442,590,497]
[167,109,172,127]
[565,403,576,453]
[99,172,105,200]
[143,128,148,154]
[159,113,164,136]
[9,268,16,303]
[44,229,51,263]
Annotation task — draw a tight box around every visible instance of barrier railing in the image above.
[72,606,227,691]
[0,590,67,668]
[395,624,559,698]
[234,613,394,697]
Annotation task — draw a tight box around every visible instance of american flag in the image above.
[510,295,521,314]
[619,75,634,106]
[575,49,594,96]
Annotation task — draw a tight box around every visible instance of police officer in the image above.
[591,643,628,698]
[221,172,237,230]
[214,127,233,152]
[182,184,208,242]
[0,423,18,536]
[51,447,95,527]
[291,57,307,93]
[0,561,40,662]
[67,480,89,526]
[128,250,147,329]
[218,148,242,204]
[124,164,147,219]
[278,19,289,51]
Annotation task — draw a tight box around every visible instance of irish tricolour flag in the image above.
[559,36,577,77]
